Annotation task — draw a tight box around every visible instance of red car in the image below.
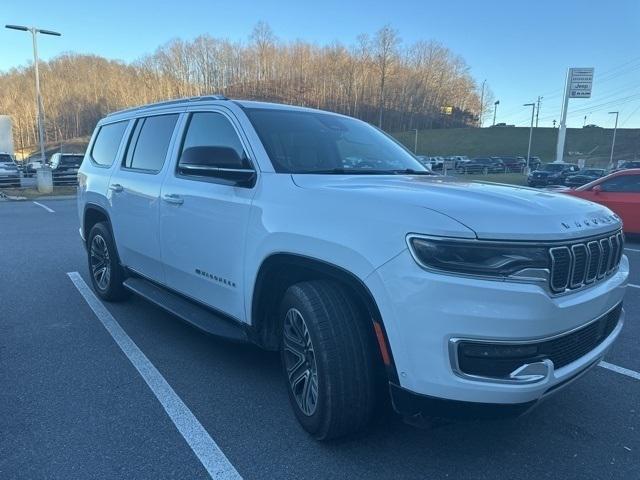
[564,168,640,234]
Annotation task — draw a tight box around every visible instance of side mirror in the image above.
[592,184,602,195]
[179,146,256,186]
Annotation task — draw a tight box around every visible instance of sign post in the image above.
[555,67,594,163]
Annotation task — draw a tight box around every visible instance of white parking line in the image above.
[599,361,640,381]
[625,248,640,253]
[32,201,54,213]
[629,284,640,289]
[66,272,241,480]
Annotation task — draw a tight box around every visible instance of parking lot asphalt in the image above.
[1,198,639,480]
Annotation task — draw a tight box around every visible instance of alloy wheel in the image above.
[283,307,319,416]
[90,234,111,291]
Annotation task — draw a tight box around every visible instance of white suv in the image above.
[77,96,629,439]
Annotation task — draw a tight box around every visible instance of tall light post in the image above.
[5,24,61,192]
[608,111,619,169]
[492,100,500,126]
[524,103,536,173]
[478,79,486,127]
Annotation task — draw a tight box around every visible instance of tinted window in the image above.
[245,108,426,173]
[125,114,179,172]
[178,112,247,170]
[600,175,640,193]
[0,154,11,162]
[60,155,83,166]
[91,121,128,166]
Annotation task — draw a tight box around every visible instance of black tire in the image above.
[279,280,377,440]
[87,222,129,301]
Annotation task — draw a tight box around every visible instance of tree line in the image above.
[0,23,487,152]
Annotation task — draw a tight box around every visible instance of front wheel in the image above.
[280,280,377,440]
[87,222,129,301]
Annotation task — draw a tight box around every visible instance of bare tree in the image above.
[373,25,399,128]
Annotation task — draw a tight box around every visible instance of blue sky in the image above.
[2,0,639,128]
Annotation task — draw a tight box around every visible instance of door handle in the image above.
[109,183,123,193]
[162,193,184,205]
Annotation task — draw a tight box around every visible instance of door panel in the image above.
[109,113,181,282]
[159,110,257,321]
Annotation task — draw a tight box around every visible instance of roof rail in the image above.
[107,95,229,117]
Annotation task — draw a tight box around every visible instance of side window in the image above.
[91,121,128,167]
[177,112,250,174]
[600,176,640,193]
[124,114,179,173]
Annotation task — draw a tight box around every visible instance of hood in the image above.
[291,175,621,241]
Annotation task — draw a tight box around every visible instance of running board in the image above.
[122,277,249,343]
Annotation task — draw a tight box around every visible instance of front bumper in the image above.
[366,249,628,407]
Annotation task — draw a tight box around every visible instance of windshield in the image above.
[245,108,428,174]
[0,154,12,162]
[582,169,604,175]
[540,163,566,172]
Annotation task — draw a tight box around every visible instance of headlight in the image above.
[408,236,550,277]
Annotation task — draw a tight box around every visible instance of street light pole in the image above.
[492,100,500,126]
[6,24,61,192]
[535,96,542,128]
[478,79,486,127]
[608,111,619,169]
[524,103,536,174]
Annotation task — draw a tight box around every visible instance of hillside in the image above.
[394,127,640,166]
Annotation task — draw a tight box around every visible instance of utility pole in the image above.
[524,103,536,173]
[492,100,500,126]
[535,96,542,128]
[413,128,418,153]
[478,79,486,127]
[583,115,588,127]
[608,111,619,169]
[5,24,61,193]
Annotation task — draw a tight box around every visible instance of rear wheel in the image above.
[280,280,377,440]
[87,222,129,301]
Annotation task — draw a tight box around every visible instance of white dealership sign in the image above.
[569,68,594,98]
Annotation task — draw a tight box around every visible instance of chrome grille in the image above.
[549,231,624,294]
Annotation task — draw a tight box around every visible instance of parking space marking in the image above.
[66,272,241,480]
[625,248,640,253]
[629,283,639,289]
[32,201,55,213]
[599,361,640,381]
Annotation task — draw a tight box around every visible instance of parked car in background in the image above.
[525,156,542,171]
[564,169,640,235]
[614,161,640,172]
[428,156,445,170]
[457,157,505,174]
[564,168,606,188]
[497,156,526,172]
[446,155,469,170]
[0,153,21,188]
[25,158,44,177]
[414,155,433,171]
[51,152,84,185]
[527,162,580,187]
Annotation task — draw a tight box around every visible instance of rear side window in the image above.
[124,114,179,172]
[91,121,128,167]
